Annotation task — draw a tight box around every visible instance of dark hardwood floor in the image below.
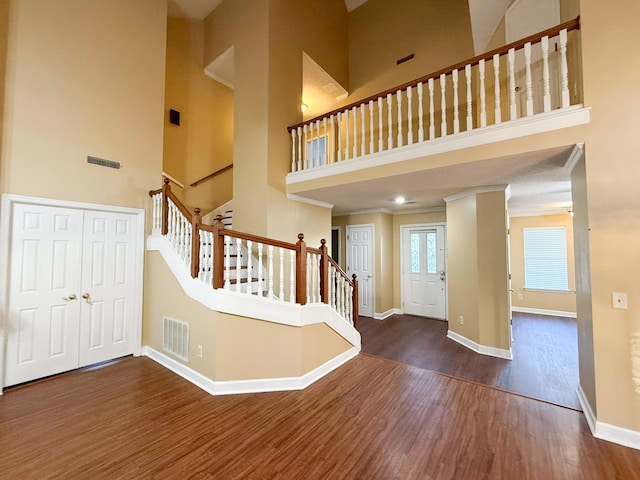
[359,312,581,410]
[2,354,639,479]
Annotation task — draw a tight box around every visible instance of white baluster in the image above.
[387,93,393,149]
[224,235,231,290]
[235,238,242,293]
[465,64,473,131]
[306,254,311,304]
[289,250,295,303]
[337,112,343,162]
[345,109,350,160]
[542,36,551,113]
[494,53,502,124]
[303,124,308,169]
[524,42,533,116]
[369,100,374,153]
[205,232,213,284]
[336,274,342,316]
[315,120,321,166]
[417,82,424,142]
[328,266,334,309]
[452,69,460,134]
[322,117,328,165]
[440,73,447,137]
[428,78,435,140]
[257,243,263,297]
[279,248,284,301]
[352,106,358,158]
[309,121,315,168]
[291,129,296,172]
[377,97,384,152]
[246,240,252,295]
[360,104,366,156]
[397,90,403,147]
[560,29,570,108]
[348,285,354,325]
[268,245,274,298]
[508,48,517,120]
[297,126,303,171]
[479,59,487,127]
[329,115,335,164]
[199,230,206,281]
[407,86,414,144]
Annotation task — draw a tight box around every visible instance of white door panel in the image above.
[5,204,83,386]
[402,225,446,319]
[347,225,374,318]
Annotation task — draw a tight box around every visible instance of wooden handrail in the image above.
[190,164,233,187]
[149,184,359,326]
[287,16,580,132]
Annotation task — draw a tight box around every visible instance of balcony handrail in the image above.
[148,180,358,327]
[287,16,580,132]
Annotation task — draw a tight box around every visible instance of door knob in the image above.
[367,274,372,278]
[82,292,92,304]
[63,294,77,301]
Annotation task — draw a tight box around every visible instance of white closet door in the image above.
[5,204,83,386]
[79,210,137,366]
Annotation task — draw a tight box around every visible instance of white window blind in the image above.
[523,227,569,291]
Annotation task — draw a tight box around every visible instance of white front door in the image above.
[402,225,446,319]
[4,201,140,387]
[347,224,374,318]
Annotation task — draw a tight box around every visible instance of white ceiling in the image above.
[296,146,576,216]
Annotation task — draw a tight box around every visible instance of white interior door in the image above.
[5,204,84,386]
[347,225,374,318]
[402,225,446,319]
[79,210,137,366]
[4,200,141,387]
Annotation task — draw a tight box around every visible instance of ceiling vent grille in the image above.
[87,156,121,169]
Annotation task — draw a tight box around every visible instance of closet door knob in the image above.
[63,294,77,301]
[82,293,92,304]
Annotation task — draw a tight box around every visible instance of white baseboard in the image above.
[511,306,577,318]
[576,384,596,433]
[447,330,513,360]
[576,384,640,450]
[374,308,402,320]
[142,346,359,396]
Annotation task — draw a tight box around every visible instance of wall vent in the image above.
[163,317,189,362]
[87,156,121,169]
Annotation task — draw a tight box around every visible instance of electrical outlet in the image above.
[197,345,203,358]
[517,293,523,300]
[459,315,464,325]
[612,292,628,309]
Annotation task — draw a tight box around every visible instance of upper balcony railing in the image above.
[287,17,581,175]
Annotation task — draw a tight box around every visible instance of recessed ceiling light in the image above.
[395,196,406,204]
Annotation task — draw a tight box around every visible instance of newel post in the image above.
[190,208,201,279]
[296,233,307,305]
[352,274,359,329]
[212,215,225,289]
[161,178,170,235]
[319,239,329,304]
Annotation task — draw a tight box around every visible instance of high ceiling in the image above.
[169,0,572,217]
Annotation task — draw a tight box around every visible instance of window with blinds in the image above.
[523,227,569,291]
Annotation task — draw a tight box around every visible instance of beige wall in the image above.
[447,190,510,351]
[348,0,474,101]
[163,18,233,214]
[509,214,577,314]
[1,0,167,210]
[578,0,640,431]
[203,0,347,243]
[144,251,352,381]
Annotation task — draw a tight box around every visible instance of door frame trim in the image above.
[0,194,145,392]
[399,222,448,319]
[346,223,375,317]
